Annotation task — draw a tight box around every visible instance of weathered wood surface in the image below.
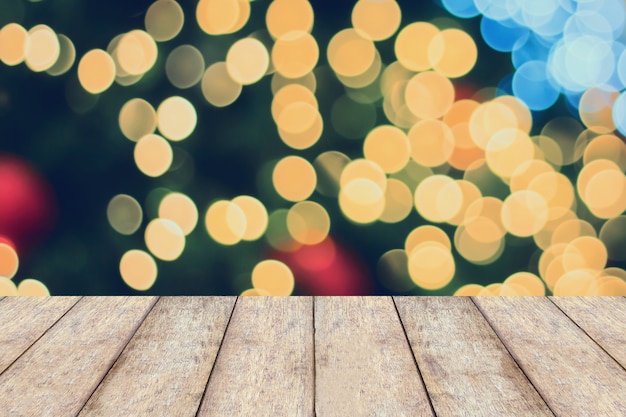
[394,297,553,417]
[197,297,314,417]
[78,297,235,417]
[0,296,623,416]
[550,296,626,368]
[0,296,80,374]
[474,296,626,417]
[315,297,434,417]
[0,297,157,417]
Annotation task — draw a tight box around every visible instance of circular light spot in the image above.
[454,217,505,265]
[145,0,185,42]
[339,178,385,224]
[512,60,560,110]
[251,259,294,296]
[428,28,477,78]
[340,159,386,191]
[272,31,319,79]
[241,288,271,296]
[273,156,316,202]
[46,34,75,76]
[0,277,17,296]
[454,284,485,296]
[287,201,330,245]
[232,196,268,241]
[503,272,545,296]
[77,49,115,94]
[553,269,599,296]
[395,22,439,71]
[0,243,18,279]
[469,101,519,149]
[157,96,197,141]
[562,236,608,273]
[380,178,413,223]
[17,279,50,296]
[144,218,185,261]
[134,134,173,177]
[226,38,269,85]
[115,30,157,76]
[551,219,596,246]
[327,28,376,77]
[447,180,482,226]
[351,0,402,41]
[119,98,157,142]
[528,171,575,215]
[107,194,143,235]
[272,84,317,122]
[205,200,247,245]
[0,23,27,66]
[509,159,554,192]
[405,225,452,254]
[158,193,198,235]
[405,71,455,119]
[414,175,462,223]
[579,86,618,133]
[408,119,455,167]
[165,44,205,89]
[266,0,314,39]
[408,245,455,290]
[485,128,535,179]
[196,0,248,35]
[119,250,157,291]
[583,134,626,171]
[25,25,60,72]
[276,102,323,149]
[201,62,242,107]
[501,190,548,237]
[363,125,410,174]
[583,169,626,218]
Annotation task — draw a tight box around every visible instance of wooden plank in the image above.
[78,297,236,417]
[197,297,313,417]
[0,296,80,374]
[550,297,626,368]
[315,297,434,417]
[0,296,157,417]
[474,297,626,416]
[394,297,553,417]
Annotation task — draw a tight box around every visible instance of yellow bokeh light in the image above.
[551,219,596,246]
[145,218,186,261]
[0,243,19,279]
[0,277,18,296]
[272,31,318,79]
[287,201,330,245]
[485,128,535,179]
[339,178,385,224]
[405,225,451,255]
[46,34,75,76]
[266,0,314,39]
[165,44,205,89]
[77,49,115,94]
[119,98,157,142]
[226,38,269,86]
[158,192,198,236]
[240,288,272,296]
[405,71,455,119]
[336,49,382,89]
[232,195,269,241]
[493,95,532,135]
[363,125,410,174]
[583,135,626,171]
[454,218,505,265]
[408,119,455,168]
[157,96,197,141]
[17,279,50,296]
[107,194,143,235]
[380,178,413,223]
[25,24,60,72]
[527,172,575,217]
[502,272,545,296]
[273,156,317,202]
[562,236,607,273]
[201,62,242,107]
[271,84,317,122]
[553,269,599,296]
[205,200,247,245]
[134,134,173,177]
[0,23,28,66]
[351,0,401,41]
[501,190,548,237]
[578,87,618,134]
[115,30,157,76]
[145,0,185,42]
[414,175,462,223]
[340,159,387,192]
[509,160,554,193]
[276,102,323,149]
[251,259,294,296]
[327,28,376,77]
[197,0,248,35]
[447,180,482,226]
[408,245,455,290]
[428,28,477,78]
[119,250,158,291]
[469,101,519,149]
[394,22,439,71]
[454,284,485,296]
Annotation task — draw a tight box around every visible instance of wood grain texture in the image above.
[394,297,553,417]
[0,296,157,417]
[78,297,236,417]
[197,297,314,417]
[0,296,80,374]
[474,297,626,417]
[315,297,434,417]
[550,297,626,368]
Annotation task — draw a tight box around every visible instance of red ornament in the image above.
[0,154,56,255]
[270,237,374,295]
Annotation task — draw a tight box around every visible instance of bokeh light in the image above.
[78,49,115,94]
[0,243,19,279]
[145,0,184,42]
[157,96,197,141]
[107,194,143,235]
[251,259,294,295]
[134,134,173,177]
[144,218,185,261]
[119,249,158,291]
